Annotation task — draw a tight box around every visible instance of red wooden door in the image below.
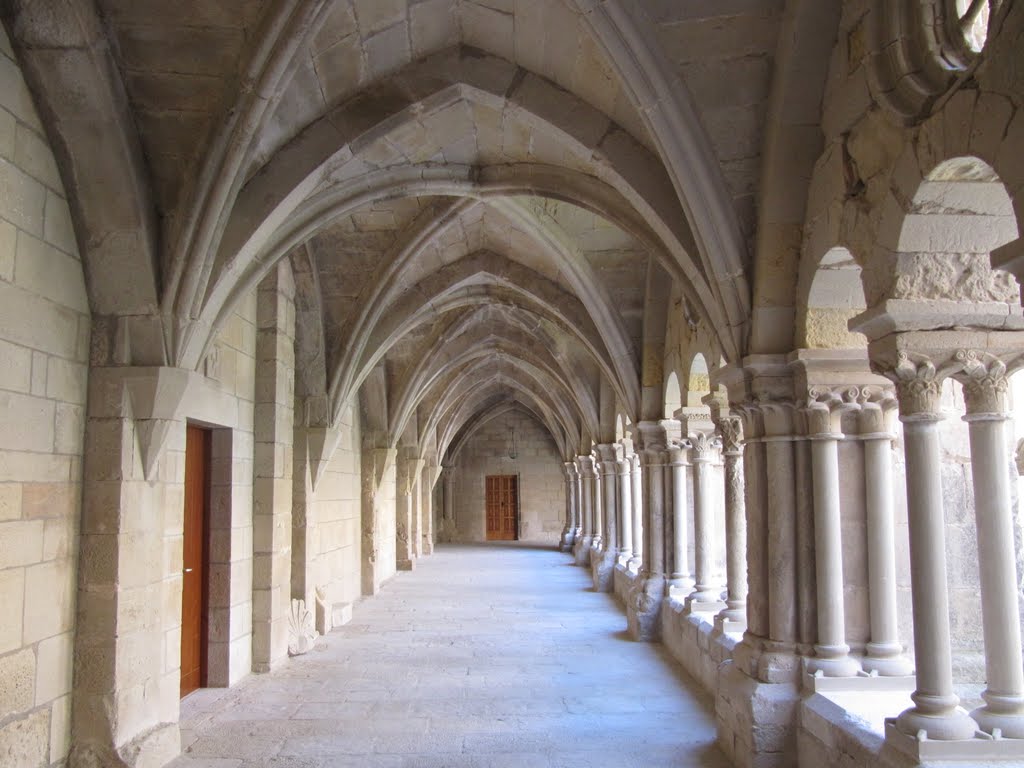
[485,475,518,541]
[181,425,210,697]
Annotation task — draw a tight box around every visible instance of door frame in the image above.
[485,473,520,541]
[181,422,212,698]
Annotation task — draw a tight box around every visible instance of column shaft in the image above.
[961,360,1024,737]
[630,454,643,567]
[688,434,724,609]
[716,416,747,630]
[860,403,912,676]
[668,445,691,596]
[896,414,977,739]
[617,456,633,562]
[807,404,858,676]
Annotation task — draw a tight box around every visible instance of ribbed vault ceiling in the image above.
[8,0,791,465]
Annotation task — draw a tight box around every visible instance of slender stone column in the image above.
[888,352,978,741]
[560,462,578,552]
[805,395,859,677]
[593,444,619,591]
[410,460,424,559]
[439,465,455,544]
[740,407,769,644]
[616,450,633,565]
[629,452,643,569]
[574,456,596,566]
[686,430,726,612]
[627,422,668,640]
[396,458,423,571]
[421,463,435,556]
[859,396,913,676]
[957,352,1024,737]
[667,441,693,597]
[715,415,747,632]
[591,451,604,552]
[759,402,800,666]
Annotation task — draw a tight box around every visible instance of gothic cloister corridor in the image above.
[169,544,726,768]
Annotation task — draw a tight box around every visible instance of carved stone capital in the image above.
[954,349,1011,417]
[882,352,953,420]
[576,455,597,479]
[689,431,722,462]
[716,415,745,456]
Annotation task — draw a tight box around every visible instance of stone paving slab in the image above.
[170,543,729,767]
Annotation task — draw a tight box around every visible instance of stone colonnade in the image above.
[560,334,1024,765]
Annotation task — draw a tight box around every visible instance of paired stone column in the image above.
[561,461,579,552]
[573,455,596,566]
[616,446,633,566]
[685,429,726,613]
[804,391,859,677]
[885,350,978,740]
[666,440,692,598]
[421,463,435,555]
[715,414,747,633]
[956,351,1024,737]
[592,444,620,591]
[396,457,423,571]
[591,450,604,552]
[627,421,668,640]
[859,395,914,676]
[629,451,643,569]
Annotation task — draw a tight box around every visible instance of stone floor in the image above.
[170,543,730,767]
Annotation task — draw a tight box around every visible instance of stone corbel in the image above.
[304,425,343,493]
[122,367,196,482]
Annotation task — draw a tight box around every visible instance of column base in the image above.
[894,701,978,741]
[626,575,665,641]
[971,699,1024,739]
[883,718,1024,762]
[397,559,416,571]
[861,649,915,678]
[573,535,593,565]
[684,592,726,615]
[667,576,695,599]
[713,609,746,636]
[591,547,617,592]
[805,646,861,678]
[70,721,181,768]
[559,528,576,552]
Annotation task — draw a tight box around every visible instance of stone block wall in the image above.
[450,412,565,544]
[311,399,362,609]
[206,291,258,687]
[0,25,88,768]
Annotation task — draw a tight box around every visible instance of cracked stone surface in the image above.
[169,543,728,768]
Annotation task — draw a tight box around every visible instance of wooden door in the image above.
[485,475,518,541]
[181,425,210,698]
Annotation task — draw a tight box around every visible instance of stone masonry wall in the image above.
[206,289,258,687]
[0,25,89,768]
[311,398,362,610]
[451,413,565,544]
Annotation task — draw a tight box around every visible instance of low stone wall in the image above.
[660,599,737,696]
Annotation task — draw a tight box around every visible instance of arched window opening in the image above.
[804,247,867,350]
[664,370,682,419]
[686,354,710,408]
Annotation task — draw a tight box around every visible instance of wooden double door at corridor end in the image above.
[485,475,519,541]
